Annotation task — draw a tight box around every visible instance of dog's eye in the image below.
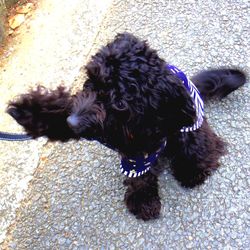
[98,90,105,97]
[112,100,127,111]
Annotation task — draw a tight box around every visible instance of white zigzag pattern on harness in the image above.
[169,66,204,132]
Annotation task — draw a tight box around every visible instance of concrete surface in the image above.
[0,0,249,249]
[0,0,113,245]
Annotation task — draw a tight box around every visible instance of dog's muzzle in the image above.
[67,114,79,128]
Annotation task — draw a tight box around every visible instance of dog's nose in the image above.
[67,114,79,128]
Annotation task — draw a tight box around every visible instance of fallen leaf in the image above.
[8,29,14,35]
[9,14,25,29]
[40,156,48,162]
[16,3,34,14]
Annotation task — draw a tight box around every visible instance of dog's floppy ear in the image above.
[157,75,196,132]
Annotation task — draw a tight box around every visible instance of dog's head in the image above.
[67,33,196,154]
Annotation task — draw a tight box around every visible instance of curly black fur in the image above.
[8,86,77,141]
[7,33,246,220]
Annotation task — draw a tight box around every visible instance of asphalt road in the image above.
[0,0,249,249]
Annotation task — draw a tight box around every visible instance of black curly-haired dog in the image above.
[7,33,246,220]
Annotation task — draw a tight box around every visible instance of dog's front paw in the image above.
[7,93,49,137]
[175,169,210,188]
[7,86,73,140]
[124,185,161,221]
[7,104,34,125]
[7,104,47,138]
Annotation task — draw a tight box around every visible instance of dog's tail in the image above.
[191,69,246,100]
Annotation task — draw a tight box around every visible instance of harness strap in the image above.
[120,140,167,178]
[121,64,205,178]
[167,64,204,132]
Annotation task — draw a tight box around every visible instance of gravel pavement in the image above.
[0,0,249,249]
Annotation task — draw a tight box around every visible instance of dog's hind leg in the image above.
[124,171,161,220]
[166,119,226,188]
[191,68,246,101]
[7,86,79,141]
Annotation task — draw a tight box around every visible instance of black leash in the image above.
[0,132,32,141]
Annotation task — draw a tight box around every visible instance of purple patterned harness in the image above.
[120,64,204,178]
